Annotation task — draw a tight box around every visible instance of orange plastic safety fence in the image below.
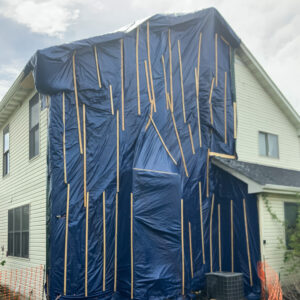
[0,265,44,300]
[257,261,283,300]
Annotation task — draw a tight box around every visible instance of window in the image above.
[29,94,40,159]
[259,132,279,158]
[284,202,299,249]
[3,125,9,176]
[8,205,29,258]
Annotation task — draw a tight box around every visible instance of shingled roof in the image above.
[213,157,300,188]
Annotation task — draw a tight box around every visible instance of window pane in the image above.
[3,152,9,176]
[30,126,39,158]
[14,232,21,257]
[8,233,13,256]
[30,95,39,129]
[268,134,279,158]
[14,207,21,231]
[22,232,29,258]
[6,152,9,174]
[22,205,29,231]
[34,127,39,156]
[284,203,298,249]
[8,209,13,232]
[4,132,9,152]
[259,132,267,156]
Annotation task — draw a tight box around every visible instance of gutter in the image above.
[262,184,300,195]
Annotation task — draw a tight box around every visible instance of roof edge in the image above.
[213,158,300,195]
[0,71,25,114]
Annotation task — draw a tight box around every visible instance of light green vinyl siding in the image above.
[0,91,47,273]
[235,54,300,170]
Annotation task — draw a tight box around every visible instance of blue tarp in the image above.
[26,7,260,299]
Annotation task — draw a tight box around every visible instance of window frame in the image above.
[258,131,279,159]
[7,204,30,259]
[3,125,9,177]
[29,94,40,160]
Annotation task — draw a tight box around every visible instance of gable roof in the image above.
[0,9,299,132]
[0,72,35,128]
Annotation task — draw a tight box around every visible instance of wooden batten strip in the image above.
[194,68,202,148]
[171,113,188,177]
[114,193,119,292]
[177,40,186,123]
[136,27,141,115]
[166,93,173,114]
[94,46,102,88]
[209,78,215,125]
[120,39,125,131]
[116,110,120,193]
[243,199,253,286]
[85,192,89,297]
[161,55,169,110]
[231,200,234,272]
[224,72,227,144]
[62,92,67,184]
[206,149,210,198]
[220,35,230,46]
[63,184,70,295]
[72,52,83,154]
[130,193,134,299]
[215,33,218,87]
[144,60,154,131]
[145,103,153,131]
[188,222,194,278]
[168,29,174,111]
[181,199,185,295]
[209,152,236,159]
[233,102,237,139]
[147,22,156,112]
[197,32,202,80]
[150,117,177,165]
[188,124,195,155]
[109,85,114,115]
[218,204,222,271]
[199,182,205,264]
[144,60,152,105]
[83,104,87,207]
[209,194,215,273]
[103,191,106,291]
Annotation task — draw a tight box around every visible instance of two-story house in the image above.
[0,8,299,299]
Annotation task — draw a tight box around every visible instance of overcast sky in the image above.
[0,0,299,113]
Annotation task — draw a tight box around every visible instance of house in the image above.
[214,43,300,279]
[0,8,299,299]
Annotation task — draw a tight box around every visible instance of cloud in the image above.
[0,63,23,99]
[0,0,93,37]
[0,0,298,114]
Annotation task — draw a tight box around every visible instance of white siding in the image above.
[0,92,47,272]
[258,194,300,281]
[235,54,300,170]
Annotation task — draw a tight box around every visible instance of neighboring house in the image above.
[0,11,299,296]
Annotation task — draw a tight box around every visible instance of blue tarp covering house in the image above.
[25,7,261,299]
